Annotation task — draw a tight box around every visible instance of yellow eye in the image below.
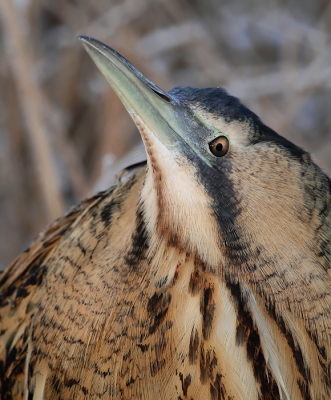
[209,136,230,157]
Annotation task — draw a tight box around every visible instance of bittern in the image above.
[0,36,330,400]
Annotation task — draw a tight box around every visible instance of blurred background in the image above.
[1,0,331,269]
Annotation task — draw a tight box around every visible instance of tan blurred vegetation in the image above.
[1,0,331,268]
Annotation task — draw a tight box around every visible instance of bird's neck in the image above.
[137,162,331,396]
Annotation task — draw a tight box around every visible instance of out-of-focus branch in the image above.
[226,55,331,101]
[0,0,65,221]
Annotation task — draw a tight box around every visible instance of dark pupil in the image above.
[216,143,223,152]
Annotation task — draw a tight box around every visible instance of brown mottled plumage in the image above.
[1,37,331,399]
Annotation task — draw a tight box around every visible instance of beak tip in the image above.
[77,35,91,45]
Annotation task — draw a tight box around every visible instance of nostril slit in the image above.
[151,88,171,102]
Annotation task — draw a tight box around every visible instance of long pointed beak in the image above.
[78,35,187,149]
[78,36,212,166]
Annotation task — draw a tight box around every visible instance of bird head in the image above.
[79,36,331,277]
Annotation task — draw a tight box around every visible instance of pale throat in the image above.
[132,113,226,270]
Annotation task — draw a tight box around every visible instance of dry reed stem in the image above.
[0,0,64,222]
